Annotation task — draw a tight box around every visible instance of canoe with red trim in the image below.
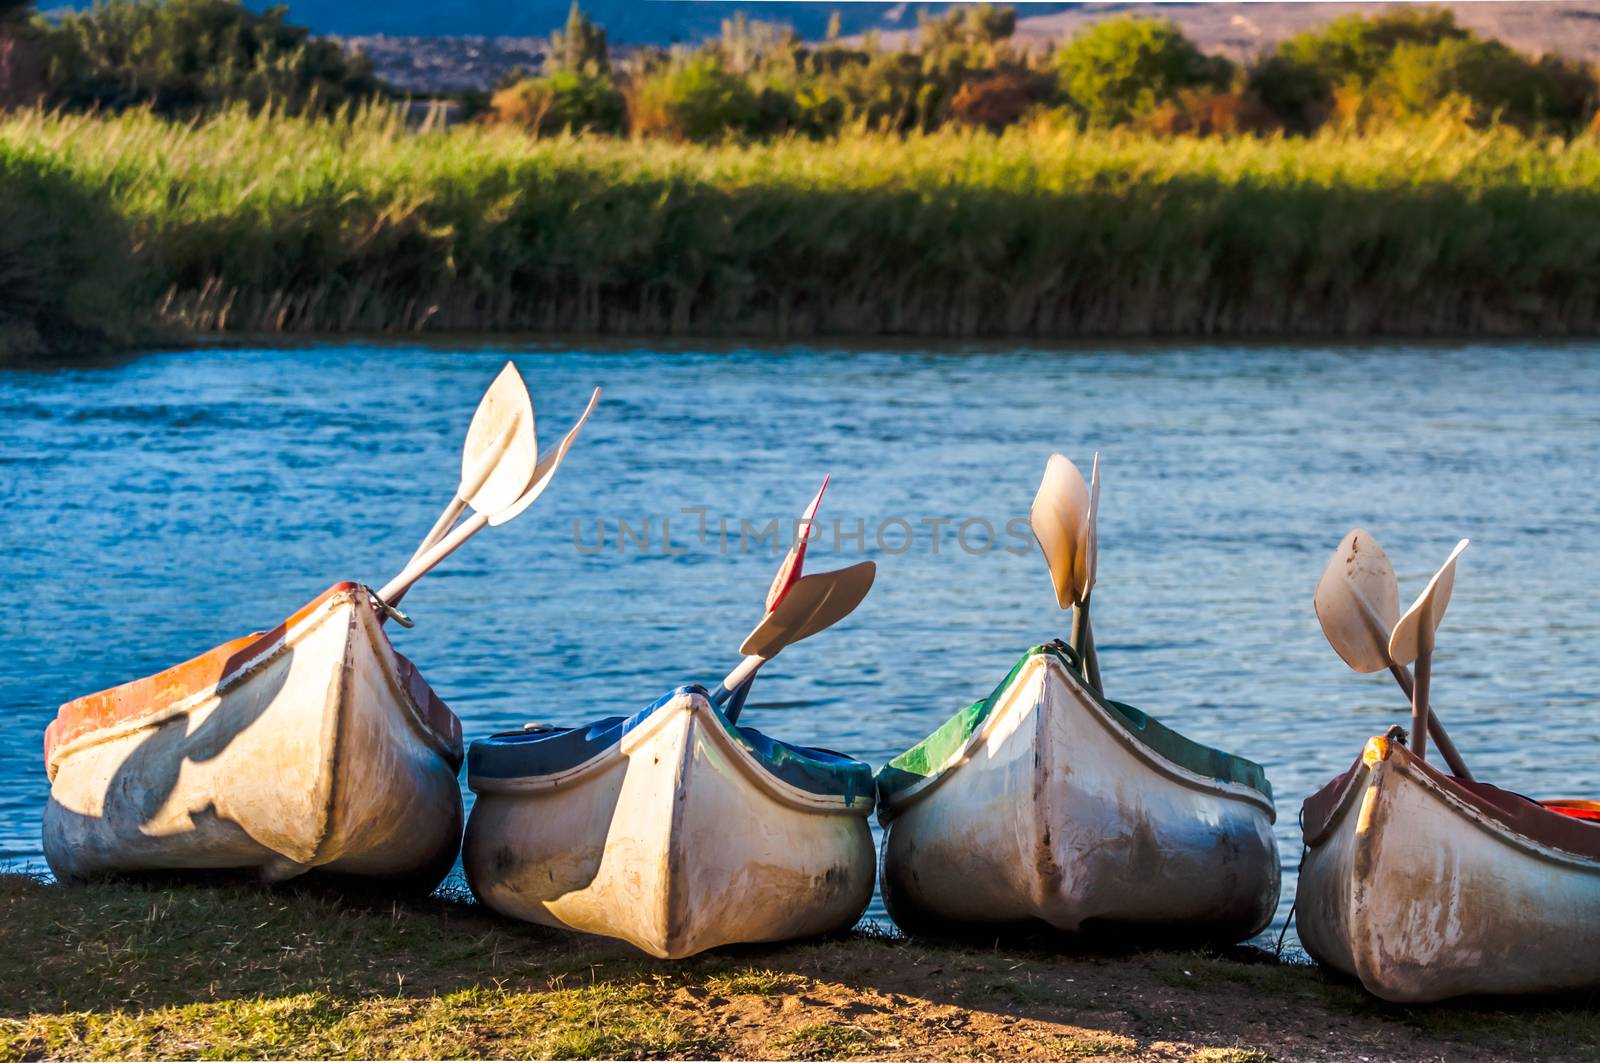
[42,583,464,890]
[1298,733,1600,1002]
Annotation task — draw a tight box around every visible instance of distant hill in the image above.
[44,2,1081,43]
[1003,1,1600,64]
[41,1,1600,92]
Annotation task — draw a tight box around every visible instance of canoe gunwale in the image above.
[469,691,874,817]
[45,585,462,780]
[1301,754,1368,849]
[1307,738,1600,871]
[879,653,1276,822]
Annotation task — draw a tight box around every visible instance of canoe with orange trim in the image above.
[1298,733,1600,1002]
[42,583,464,890]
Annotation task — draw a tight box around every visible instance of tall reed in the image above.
[5,104,1600,348]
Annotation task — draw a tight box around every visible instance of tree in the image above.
[1054,16,1232,126]
[547,0,608,75]
[40,0,382,115]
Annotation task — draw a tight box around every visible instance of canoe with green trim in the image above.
[876,642,1279,941]
[464,684,876,959]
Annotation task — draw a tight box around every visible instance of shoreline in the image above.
[9,112,1600,361]
[8,329,1600,373]
[3,874,1596,1061]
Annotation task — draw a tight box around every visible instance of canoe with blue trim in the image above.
[464,685,876,959]
[42,583,464,890]
[876,642,1279,942]
[1298,733,1600,1002]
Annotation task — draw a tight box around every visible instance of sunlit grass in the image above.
[5,874,1600,1060]
[4,104,1600,352]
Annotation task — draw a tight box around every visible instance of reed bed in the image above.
[5,105,1600,347]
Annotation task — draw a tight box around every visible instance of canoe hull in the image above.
[465,691,875,959]
[880,652,1279,941]
[1299,736,1600,1002]
[43,584,464,889]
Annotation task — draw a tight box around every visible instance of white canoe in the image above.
[1298,732,1600,1002]
[43,582,464,890]
[877,643,1280,941]
[464,685,876,959]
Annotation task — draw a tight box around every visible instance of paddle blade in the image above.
[1031,453,1090,609]
[462,362,538,515]
[1314,528,1402,674]
[739,561,876,659]
[1389,539,1470,667]
[1078,452,1101,601]
[765,475,830,613]
[487,388,601,527]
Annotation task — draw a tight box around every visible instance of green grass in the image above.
[5,104,1600,359]
[6,874,1600,1060]
[770,1020,875,1059]
[1046,1031,1139,1057]
[702,968,810,997]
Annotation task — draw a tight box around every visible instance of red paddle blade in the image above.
[765,474,830,613]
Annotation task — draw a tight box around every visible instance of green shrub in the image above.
[1053,16,1231,126]
[1253,6,1470,130]
[1245,54,1335,134]
[0,144,141,360]
[1378,37,1595,131]
[630,56,760,141]
[39,0,380,116]
[948,71,1048,131]
[489,70,625,135]
[1277,7,1467,87]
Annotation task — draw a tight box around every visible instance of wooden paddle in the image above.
[408,362,538,562]
[711,560,877,718]
[1314,529,1472,778]
[1030,452,1103,690]
[376,388,600,606]
[1388,539,1470,767]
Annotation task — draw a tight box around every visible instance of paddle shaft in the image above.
[413,497,468,563]
[1410,651,1432,765]
[1070,592,1104,694]
[712,654,765,707]
[388,497,467,608]
[1387,661,1470,780]
[377,507,491,605]
[1082,620,1104,694]
[1350,592,1470,780]
[391,422,524,606]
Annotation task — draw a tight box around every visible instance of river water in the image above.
[4,341,1599,947]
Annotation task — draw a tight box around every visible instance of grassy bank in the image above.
[6,107,1600,357]
[2,874,1599,1061]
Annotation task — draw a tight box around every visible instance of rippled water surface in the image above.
[5,341,1599,946]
